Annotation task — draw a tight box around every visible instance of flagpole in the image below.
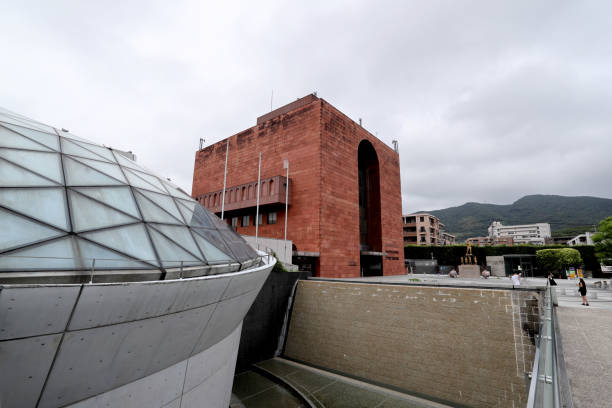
[220,139,229,220]
[283,159,289,262]
[255,152,262,247]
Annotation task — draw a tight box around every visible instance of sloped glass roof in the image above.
[0,107,258,273]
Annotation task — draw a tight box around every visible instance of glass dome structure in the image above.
[0,107,258,277]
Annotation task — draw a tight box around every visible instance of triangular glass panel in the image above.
[76,237,156,270]
[70,139,116,162]
[177,198,195,213]
[0,187,69,231]
[162,180,194,200]
[220,229,258,262]
[115,152,149,173]
[60,138,112,163]
[192,227,237,260]
[63,156,124,186]
[147,227,202,268]
[0,125,54,152]
[175,200,194,225]
[81,223,158,265]
[192,203,227,230]
[192,232,234,264]
[123,169,166,193]
[0,111,56,134]
[57,129,95,144]
[72,186,140,219]
[67,156,126,183]
[0,236,79,271]
[133,191,183,224]
[149,224,202,259]
[128,169,166,191]
[0,149,63,184]
[0,159,59,187]
[1,123,60,151]
[135,188,182,221]
[175,199,214,228]
[0,208,65,252]
[68,190,139,232]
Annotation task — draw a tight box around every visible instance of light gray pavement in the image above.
[554,278,612,310]
[556,306,612,408]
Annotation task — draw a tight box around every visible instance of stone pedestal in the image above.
[458,264,480,278]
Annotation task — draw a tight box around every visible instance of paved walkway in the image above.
[556,306,612,408]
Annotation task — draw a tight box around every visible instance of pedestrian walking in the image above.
[548,273,557,286]
[511,272,521,286]
[578,278,589,306]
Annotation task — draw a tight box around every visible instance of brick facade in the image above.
[192,95,404,277]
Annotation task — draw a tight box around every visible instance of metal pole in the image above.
[221,139,229,220]
[284,159,289,261]
[255,152,262,246]
[89,258,96,284]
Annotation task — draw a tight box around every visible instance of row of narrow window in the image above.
[229,211,277,229]
[199,180,275,207]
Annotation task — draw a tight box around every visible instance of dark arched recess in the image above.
[357,140,383,276]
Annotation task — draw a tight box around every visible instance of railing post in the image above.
[89,258,96,284]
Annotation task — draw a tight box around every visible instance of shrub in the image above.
[404,244,601,276]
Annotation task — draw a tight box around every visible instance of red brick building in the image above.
[192,94,404,278]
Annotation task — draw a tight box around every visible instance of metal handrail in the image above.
[526,283,561,408]
[0,254,263,283]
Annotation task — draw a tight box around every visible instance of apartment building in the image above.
[488,221,551,245]
[465,236,514,246]
[441,231,456,245]
[402,213,449,245]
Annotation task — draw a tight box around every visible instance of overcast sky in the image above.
[2,1,611,213]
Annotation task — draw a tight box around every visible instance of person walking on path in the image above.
[512,272,521,286]
[548,273,557,286]
[578,278,589,306]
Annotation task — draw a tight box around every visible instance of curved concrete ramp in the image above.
[253,358,451,408]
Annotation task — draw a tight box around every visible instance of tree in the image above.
[536,248,583,273]
[536,249,560,272]
[558,248,583,269]
[592,216,612,261]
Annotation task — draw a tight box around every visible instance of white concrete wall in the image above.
[242,235,293,265]
[486,256,506,277]
[0,257,274,408]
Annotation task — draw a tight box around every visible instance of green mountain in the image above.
[426,195,612,242]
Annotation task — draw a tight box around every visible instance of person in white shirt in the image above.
[511,272,521,286]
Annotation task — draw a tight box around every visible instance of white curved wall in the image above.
[0,257,274,408]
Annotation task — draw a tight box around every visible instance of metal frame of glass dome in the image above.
[0,107,259,283]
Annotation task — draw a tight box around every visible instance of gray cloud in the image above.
[1,1,611,214]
